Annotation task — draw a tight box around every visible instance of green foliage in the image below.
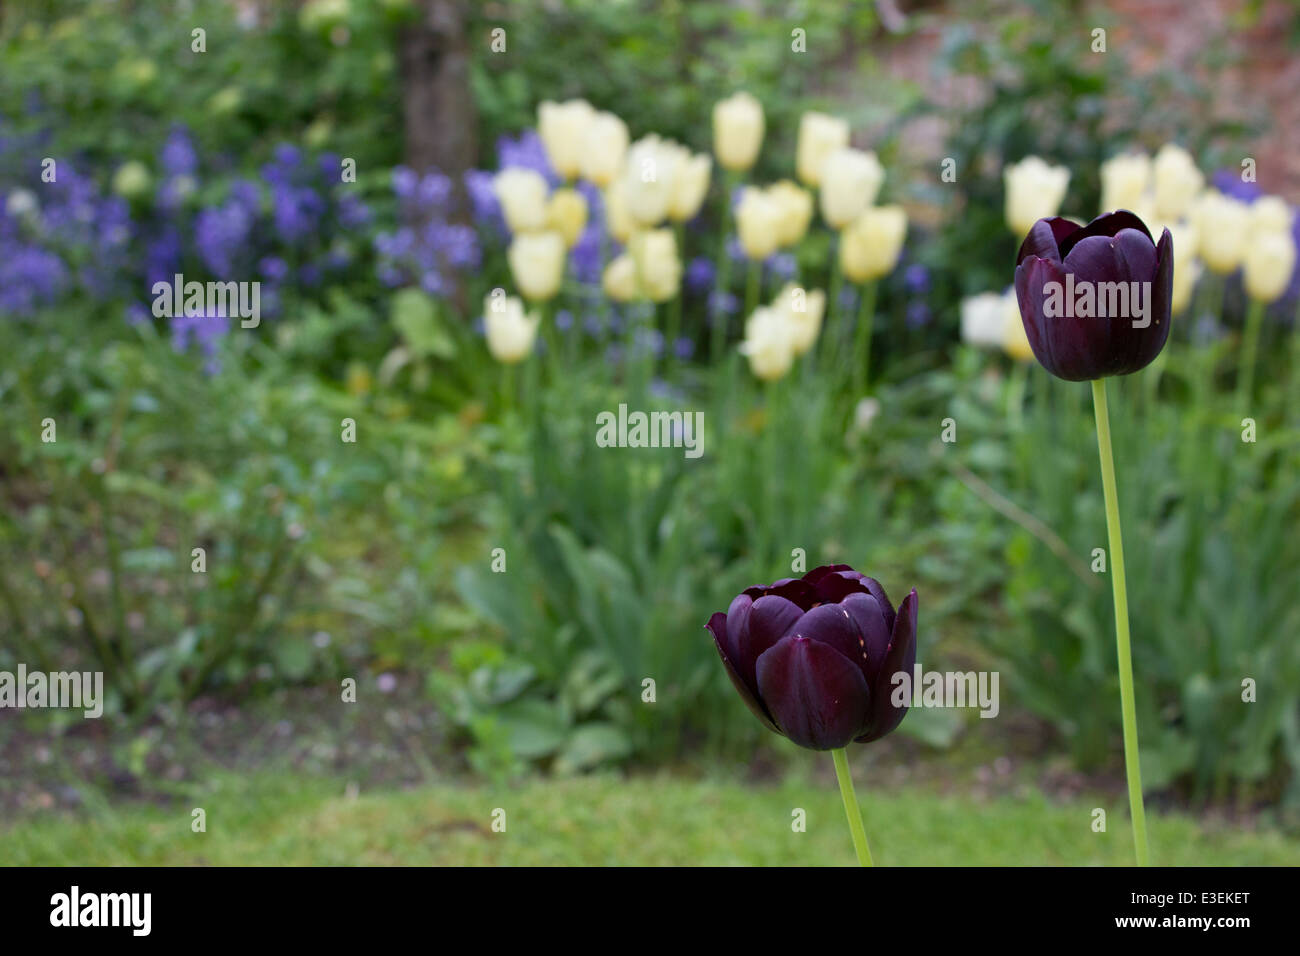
[936,336,1300,803]
[0,311,475,717]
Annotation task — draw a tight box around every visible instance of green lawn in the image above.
[5,772,1298,865]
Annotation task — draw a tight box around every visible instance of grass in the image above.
[4,771,1298,865]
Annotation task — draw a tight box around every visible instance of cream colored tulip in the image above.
[537,99,595,181]
[819,148,885,229]
[1249,196,1293,235]
[960,292,1007,349]
[603,254,640,302]
[1003,156,1069,235]
[773,283,825,355]
[1100,153,1150,213]
[740,306,797,381]
[1160,219,1198,315]
[735,186,783,260]
[1000,288,1033,362]
[483,293,540,364]
[1171,258,1200,316]
[494,168,549,233]
[630,228,682,303]
[1242,230,1297,303]
[669,152,712,222]
[840,204,907,284]
[603,180,636,243]
[768,180,813,247]
[622,135,681,227]
[713,92,765,172]
[507,231,566,302]
[1152,144,1204,221]
[1193,191,1251,275]
[547,188,588,248]
[796,111,850,186]
[580,111,629,187]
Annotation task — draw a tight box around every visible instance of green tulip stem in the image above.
[745,258,761,317]
[1090,377,1150,867]
[501,362,514,419]
[831,748,874,867]
[851,280,878,397]
[1236,299,1265,414]
[711,170,739,366]
[666,221,685,371]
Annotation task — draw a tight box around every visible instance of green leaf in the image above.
[554,723,633,774]
[391,288,456,360]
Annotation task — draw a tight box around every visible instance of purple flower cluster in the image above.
[1,121,374,377]
[374,166,481,294]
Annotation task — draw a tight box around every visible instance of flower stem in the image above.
[831,748,874,866]
[1236,299,1265,414]
[1090,377,1150,867]
[850,280,878,397]
[745,258,761,317]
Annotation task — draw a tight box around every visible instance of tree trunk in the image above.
[399,0,477,195]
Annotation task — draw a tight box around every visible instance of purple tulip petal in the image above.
[811,570,871,604]
[1057,209,1153,258]
[788,603,870,677]
[841,592,892,676]
[859,589,918,742]
[708,614,780,733]
[1016,216,1078,265]
[724,593,754,665]
[756,635,872,750]
[727,594,804,691]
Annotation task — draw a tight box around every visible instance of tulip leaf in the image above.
[496,698,570,760]
[898,706,962,749]
[391,287,456,360]
[553,723,633,775]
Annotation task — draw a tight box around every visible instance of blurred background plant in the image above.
[3,0,1300,844]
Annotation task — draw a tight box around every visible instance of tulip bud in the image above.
[735,186,783,260]
[819,148,885,229]
[1249,196,1294,235]
[706,565,918,750]
[580,111,629,187]
[537,98,595,182]
[1171,258,1201,316]
[630,228,682,303]
[494,168,549,233]
[1242,229,1297,303]
[960,292,1008,349]
[507,231,566,303]
[1013,211,1173,381]
[1004,156,1070,235]
[767,180,813,247]
[1100,153,1150,215]
[739,305,797,381]
[1192,190,1251,275]
[713,92,765,172]
[669,152,712,223]
[1000,288,1033,361]
[1152,143,1204,221]
[839,204,908,283]
[1164,221,1199,316]
[773,283,826,355]
[622,135,681,227]
[795,111,850,186]
[547,188,588,248]
[602,180,636,243]
[602,254,640,302]
[483,293,539,364]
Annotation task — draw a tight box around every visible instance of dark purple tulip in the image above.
[706,565,918,751]
[1013,211,1173,381]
